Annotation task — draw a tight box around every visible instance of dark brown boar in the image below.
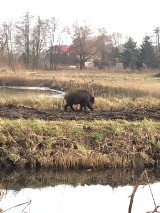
[64,89,95,111]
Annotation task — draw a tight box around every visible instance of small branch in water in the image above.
[145,170,157,209]
[128,179,140,213]
[146,206,160,213]
[128,171,145,213]
[128,170,160,213]
[2,200,31,213]
[153,205,160,212]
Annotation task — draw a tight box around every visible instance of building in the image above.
[44,45,77,69]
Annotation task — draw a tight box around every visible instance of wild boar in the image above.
[64,89,95,111]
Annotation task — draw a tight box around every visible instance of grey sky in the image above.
[1,0,160,44]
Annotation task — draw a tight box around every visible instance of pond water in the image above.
[0,169,160,213]
[0,86,65,98]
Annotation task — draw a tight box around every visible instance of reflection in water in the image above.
[0,169,160,213]
[0,86,65,98]
[1,168,157,190]
[1,182,160,213]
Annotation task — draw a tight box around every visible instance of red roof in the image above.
[58,45,72,53]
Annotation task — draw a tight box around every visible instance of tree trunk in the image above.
[80,55,85,70]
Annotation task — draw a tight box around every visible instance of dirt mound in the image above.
[0,105,160,121]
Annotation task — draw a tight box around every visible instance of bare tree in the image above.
[15,11,33,69]
[0,25,7,67]
[46,18,70,70]
[47,17,59,70]
[154,27,160,54]
[112,32,124,47]
[153,27,160,66]
[30,16,48,69]
[3,22,16,70]
[0,22,17,70]
[95,28,113,67]
[71,23,98,70]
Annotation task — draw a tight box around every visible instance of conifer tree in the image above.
[120,37,141,69]
[140,35,158,68]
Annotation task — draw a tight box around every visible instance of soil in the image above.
[0,104,160,121]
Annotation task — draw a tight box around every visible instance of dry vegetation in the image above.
[0,69,160,110]
[0,118,160,170]
[1,69,160,97]
[0,68,160,170]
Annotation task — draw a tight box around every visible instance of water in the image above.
[0,86,65,98]
[1,184,160,213]
[0,169,160,213]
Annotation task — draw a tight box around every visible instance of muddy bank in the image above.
[0,107,160,170]
[0,104,160,121]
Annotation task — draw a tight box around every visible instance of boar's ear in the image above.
[91,97,95,103]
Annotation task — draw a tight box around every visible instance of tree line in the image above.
[0,12,160,70]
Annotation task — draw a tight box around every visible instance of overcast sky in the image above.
[1,0,160,44]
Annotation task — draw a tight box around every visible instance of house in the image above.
[85,61,94,68]
[44,45,77,69]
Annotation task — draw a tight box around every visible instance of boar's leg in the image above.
[87,103,93,111]
[79,104,83,111]
[79,103,87,112]
[64,103,75,111]
[64,104,68,111]
[70,104,75,111]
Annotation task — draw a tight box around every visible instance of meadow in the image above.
[0,68,160,170]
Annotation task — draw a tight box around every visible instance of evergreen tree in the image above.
[140,35,158,68]
[120,37,141,69]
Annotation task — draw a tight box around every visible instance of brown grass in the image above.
[0,119,159,169]
[0,69,160,111]
[0,69,160,99]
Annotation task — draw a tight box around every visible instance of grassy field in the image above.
[0,68,160,170]
[0,69,160,110]
[1,69,160,98]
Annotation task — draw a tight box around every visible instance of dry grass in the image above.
[0,68,160,110]
[0,69,160,99]
[0,95,159,111]
[0,118,159,169]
